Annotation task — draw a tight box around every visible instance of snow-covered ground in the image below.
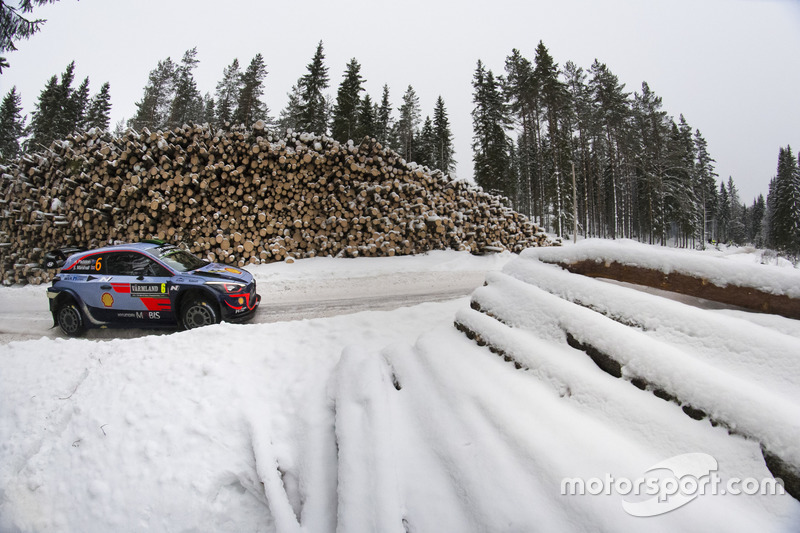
[0,251,511,344]
[1,243,799,532]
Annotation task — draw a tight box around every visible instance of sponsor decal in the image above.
[101,293,114,307]
[140,297,172,312]
[69,256,101,272]
[130,283,167,298]
[119,311,165,320]
[208,267,242,275]
[111,283,130,293]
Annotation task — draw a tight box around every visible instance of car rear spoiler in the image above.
[42,247,85,269]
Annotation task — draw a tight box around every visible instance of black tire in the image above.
[181,296,220,330]
[57,302,86,337]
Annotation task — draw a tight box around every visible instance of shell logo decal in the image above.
[209,267,242,275]
[101,292,114,307]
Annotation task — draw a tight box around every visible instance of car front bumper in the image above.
[221,292,261,323]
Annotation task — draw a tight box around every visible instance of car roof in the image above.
[70,242,174,259]
[61,242,181,272]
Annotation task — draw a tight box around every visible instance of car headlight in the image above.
[205,280,247,294]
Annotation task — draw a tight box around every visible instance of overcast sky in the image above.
[2,0,798,202]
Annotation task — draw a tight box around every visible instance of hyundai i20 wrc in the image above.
[47,241,261,337]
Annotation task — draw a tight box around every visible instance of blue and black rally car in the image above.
[47,241,261,336]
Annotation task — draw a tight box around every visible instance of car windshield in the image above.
[156,248,208,272]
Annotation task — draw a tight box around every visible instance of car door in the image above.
[69,251,114,324]
[102,251,175,324]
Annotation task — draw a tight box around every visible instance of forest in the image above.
[471,42,798,253]
[1,37,798,255]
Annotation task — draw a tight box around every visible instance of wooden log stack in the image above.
[0,122,552,285]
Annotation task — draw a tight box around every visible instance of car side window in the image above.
[66,253,106,274]
[106,252,171,277]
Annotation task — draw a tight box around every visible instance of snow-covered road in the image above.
[0,252,502,343]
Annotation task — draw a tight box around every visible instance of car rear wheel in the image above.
[181,296,220,330]
[57,302,85,337]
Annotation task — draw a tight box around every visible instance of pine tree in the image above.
[432,96,455,174]
[85,81,112,131]
[716,181,730,243]
[297,41,330,135]
[726,176,746,245]
[357,93,377,140]
[694,129,717,246]
[504,49,539,217]
[214,59,242,127]
[416,116,435,168]
[53,61,76,137]
[471,60,511,197]
[331,58,365,142]
[534,41,571,236]
[750,194,766,246]
[563,60,593,232]
[278,84,303,132]
[69,76,90,131]
[376,85,394,148]
[662,115,699,246]
[765,176,778,248]
[588,60,631,238]
[0,86,25,160]
[201,93,215,125]
[129,57,177,131]
[234,53,269,128]
[28,62,81,148]
[27,75,57,148]
[168,48,203,128]
[0,0,63,71]
[633,81,669,243]
[395,85,421,162]
[769,146,800,252]
[166,47,203,128]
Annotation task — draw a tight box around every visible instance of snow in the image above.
[0,250,514,342]
[471,266,800,467]
[1,244,799,532]
[528,239,800,297]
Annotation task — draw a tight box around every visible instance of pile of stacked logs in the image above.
[0,122,551,285]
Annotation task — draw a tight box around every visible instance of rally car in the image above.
[46,241,261,336]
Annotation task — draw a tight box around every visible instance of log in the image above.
[550,259,800,320]
[0,125,552,285]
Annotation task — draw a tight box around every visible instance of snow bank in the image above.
[247,249,516,283]
[468,270,800,467]
[502,257,800,401]
[527,239,800,298]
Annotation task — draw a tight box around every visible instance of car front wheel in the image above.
[57,302,85,337]
[181,297,220,330]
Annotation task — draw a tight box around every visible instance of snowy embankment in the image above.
[532,239,800,297]
[1,243,800,532]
